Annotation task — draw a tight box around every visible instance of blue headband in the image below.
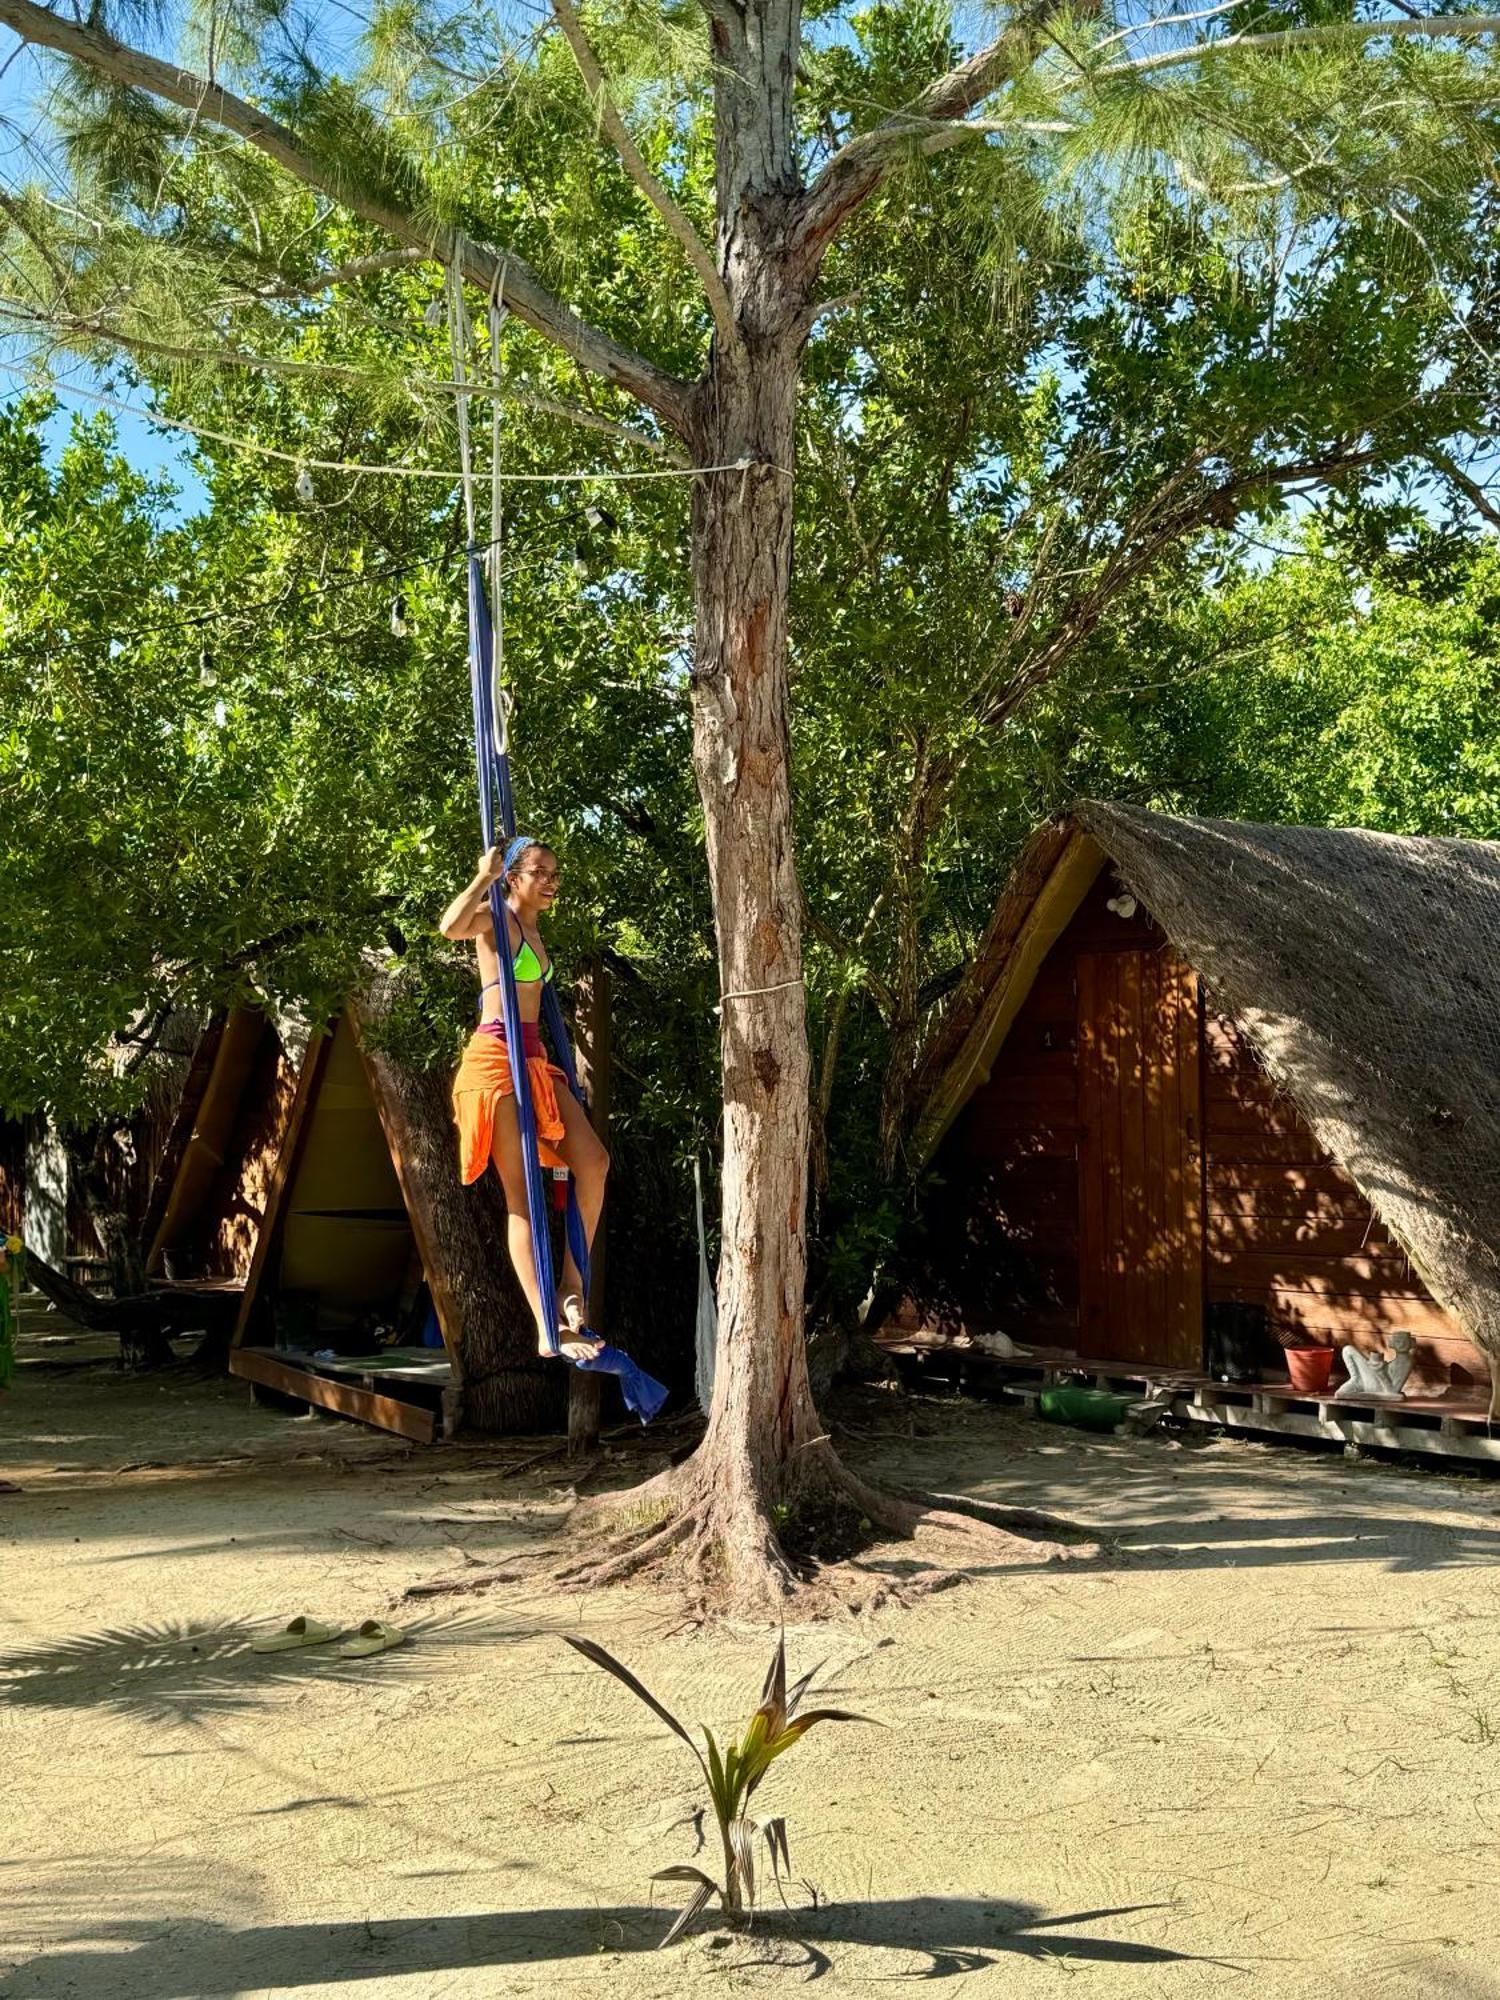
[503,834,539,875]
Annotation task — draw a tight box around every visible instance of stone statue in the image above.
[1335,1329,1416,1401]
[974,1330,1032,1360]
[950,1329,1032,1359]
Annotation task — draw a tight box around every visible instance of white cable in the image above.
[446,248,478,546]
[693,1154,717,1417]
[487,264,509,762]
[0,356,782,485]
[720,972,812,1000]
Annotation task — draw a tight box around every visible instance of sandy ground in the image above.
[3,1333,1499,2000]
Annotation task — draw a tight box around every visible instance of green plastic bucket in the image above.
[1038,1385,1131,1431]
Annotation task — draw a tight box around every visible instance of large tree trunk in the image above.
[561,6,1082,1609]
[658,0,825,1589]
[682,328,827,1580]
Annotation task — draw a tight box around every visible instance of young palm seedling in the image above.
[564,1632,869,1945]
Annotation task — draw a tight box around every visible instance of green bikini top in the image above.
[481,918,554,994]
[511,936,554,986]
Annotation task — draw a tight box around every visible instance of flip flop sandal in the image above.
[338,1619,407,1659]
[251,1615,343,1654]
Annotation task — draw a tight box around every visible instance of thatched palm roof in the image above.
[924,803,1500,1360]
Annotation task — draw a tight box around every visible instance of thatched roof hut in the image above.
[1080,804,1500,1359]
[914,805,1500,1371]
[228,982,561,1442]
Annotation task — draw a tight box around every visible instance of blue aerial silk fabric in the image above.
[466,553,666,1423]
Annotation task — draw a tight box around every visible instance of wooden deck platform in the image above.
[229,1343,452,1444]
[883,1337,1500,1466]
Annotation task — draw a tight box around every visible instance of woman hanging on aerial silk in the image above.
[441,835,608,1364]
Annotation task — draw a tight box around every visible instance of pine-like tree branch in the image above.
[253,248,427,296]
[1095,11,1500,78]
[0,183,68,288]
[548,0,735,346]
[796,0,1088,263]
[0,0,695,433]
[0,295,685,457]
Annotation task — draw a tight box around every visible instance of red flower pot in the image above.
[1284,1345,1335,1393]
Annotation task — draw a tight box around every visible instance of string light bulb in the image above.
[295,466,316,505]
[390,595,409,638]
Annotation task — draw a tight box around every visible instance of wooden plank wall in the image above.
[193,1027,300,1279]
[1203,1009,1486,1392]
[932,869,1488,1393]
[1077,947,1202,1368]
[939,872,1163,1341]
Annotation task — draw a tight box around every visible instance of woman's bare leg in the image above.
[553,1093,609,1327]
[488,1098,599,1362]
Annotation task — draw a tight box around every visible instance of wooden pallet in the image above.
[885,1342,1500,1466]
[230,1346,444,1444]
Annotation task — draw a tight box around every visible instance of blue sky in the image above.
[36,383,210,516]
[0,2,367,519]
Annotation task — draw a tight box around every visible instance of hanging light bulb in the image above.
[584,503,604,530]
[197,648,217,687]
[390,594,409,639]
[295,466,316,505]
[572,550,589,579]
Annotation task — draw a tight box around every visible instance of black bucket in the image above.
[1204,1301,1267,1382]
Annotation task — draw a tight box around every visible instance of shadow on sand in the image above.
[0,1612,529,1723]
[0,1896,1240,1993]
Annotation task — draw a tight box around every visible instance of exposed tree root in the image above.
[548,1437,1097,1616]
[404,1565,525,1601]
[555,1506,696,1586]
[398,1423,1100,1612]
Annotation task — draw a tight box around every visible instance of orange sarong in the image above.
[452,1024,568,1182]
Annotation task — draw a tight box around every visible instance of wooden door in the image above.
[1077,948,1203,1367]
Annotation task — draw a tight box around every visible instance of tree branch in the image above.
[803,900,895,1018]
[0,182,68,288]
[0,0,695,433]
[548,0,735,347]
[0,295,685,457]
[253,247,427,296]
[1422,445,1500,531]
[980,441,1385,727]
[1095,12,1500,79]
[797,0,1087,262]
[113,998,177,1078]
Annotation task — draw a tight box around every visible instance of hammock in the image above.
[451,265,665,1424]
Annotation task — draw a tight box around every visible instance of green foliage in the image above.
[564,1632,868,1939]
[1047,527,1500,838]
[4,0,1500,1344]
